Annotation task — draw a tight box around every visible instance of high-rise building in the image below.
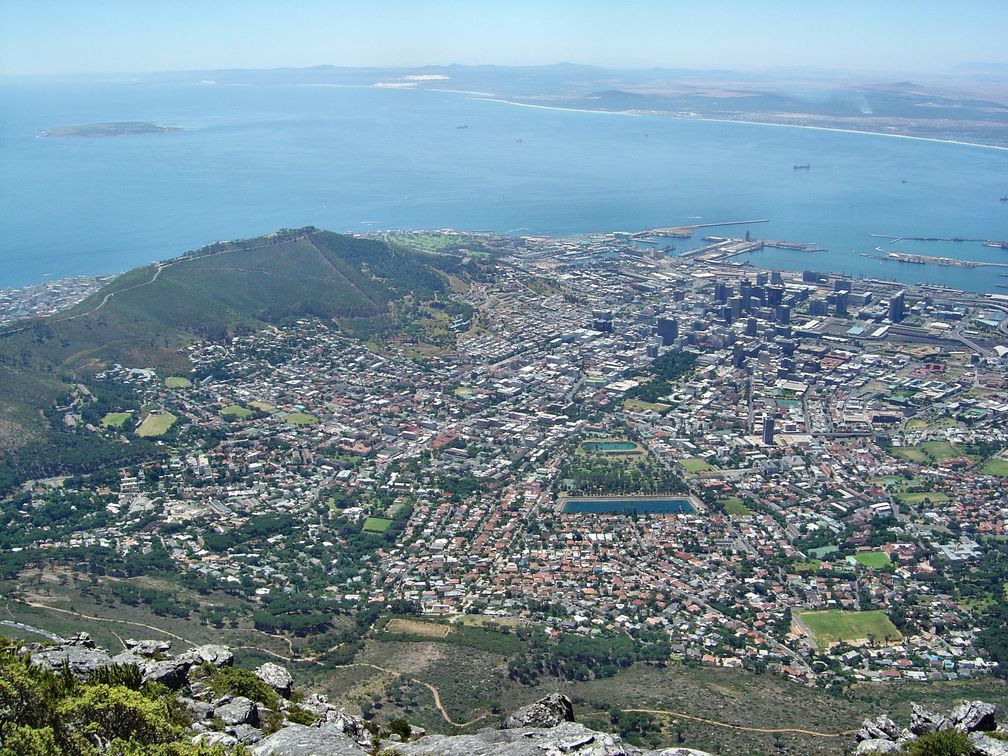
[776,304,791,325]
[714,280,728,304]
[770,270,783,284]
[732,342,745,369]
[766,286,784,307]
[728,295,743,319]
[808,299,828,316]
[745,317,758,337]
[762,414,775,446]
[889,290,906,323]
[656,317,679,343]
[756,271,768,286]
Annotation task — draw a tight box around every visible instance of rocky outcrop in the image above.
[250,722,369,756]
[255,661,294,698]
[182,643,234,667]
[504,692,576,729]
[29,632,114,676]
[856,699,1001,754]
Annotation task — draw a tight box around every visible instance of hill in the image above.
[0,228,471,485]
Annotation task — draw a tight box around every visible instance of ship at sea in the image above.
[794,164,810,170]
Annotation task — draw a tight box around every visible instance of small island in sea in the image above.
[38,121,182,138]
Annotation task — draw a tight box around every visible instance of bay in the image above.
[0,80,1005,291]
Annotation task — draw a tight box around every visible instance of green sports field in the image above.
[853,551,892,568]
[136,412,177,437]
[164,376,192,388]
[221,404,252,419]
[797,609,901,648]
[284,412,318,426]
[362,517,394,533]
[100,412,131,428]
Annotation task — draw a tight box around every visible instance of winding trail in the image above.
[620,708,858,738]
[15,600,481,728]
[20,600,196,648]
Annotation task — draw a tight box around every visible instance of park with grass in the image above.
[721,497,749,516]
[363,517,394,534]
[221,404,253,419]
[796,609,901,649]
[284,411,318,426]
[681,458,715,474]
[100,411,131,428]
[891,440,967,465]
[852,551,892,568]
[135,412,177,437]
[981,457,1008,478]
[164,376,192,388]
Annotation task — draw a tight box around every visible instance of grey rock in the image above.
[30,645,113,676]
[387,721,647,755]
[110,651,149,668]
[255,661,294,697]
[193,731,239,748]
[857,714,905,742]
[250,722,367,755]
[230,724,265,744]
[949,700,996,733]
[504,693,576,729]
[184,643,234,667]
[855,739,901,755]
[180,696,215,721]
[215,696,259,726]
[142,657,192,689]
[66,631,96,648]
[910,703,948,735]
[970,732,1008,756]
[319,707,371,748]
[124,638,172,656]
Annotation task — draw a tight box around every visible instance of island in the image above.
[38,121,182,138]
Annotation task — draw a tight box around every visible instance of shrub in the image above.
[904,730,973,756]
[203,666,279,709]
[387,718,411,740]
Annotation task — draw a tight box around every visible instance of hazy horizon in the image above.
[2,0,1007,78]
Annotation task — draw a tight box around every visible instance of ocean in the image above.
[1,80,1006,291]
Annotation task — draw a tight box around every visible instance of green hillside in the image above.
[0,227,468,485]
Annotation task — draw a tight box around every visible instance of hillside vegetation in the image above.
[0,227,471,485]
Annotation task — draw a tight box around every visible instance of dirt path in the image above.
[21,600,196,648]
[621,707,858,738]
[329,662,487,728]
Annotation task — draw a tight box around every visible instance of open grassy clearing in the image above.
[853,551,892,568]
[623,398,672,414]
[284,411,318,426]
[100,411,131,428]
[722,497,749,516]
[221,404,253,419]
[249,400,274,411]
[386,618,451,638]
[135,412,176,437]
[362,517,393,533]
[895,491,950,505]
[164,376,192,388]
[681,458,715,473]
[793,560,822,572]
[981,458,1008,477]
[797,610,901,648]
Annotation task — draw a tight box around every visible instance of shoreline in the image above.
[471,96,1008,151]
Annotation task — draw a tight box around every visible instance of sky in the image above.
[1,0,1006,77]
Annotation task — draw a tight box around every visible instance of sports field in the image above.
[136,413,177,437]
[164,376,192,388]
[101,412,131,428]
[221,405,252,419]
[681,458,715,473]
[362,517,393,533]
[853,551,892,568]
[797,610,901,648]
[284,412,318,426]
[981,458,1008,478]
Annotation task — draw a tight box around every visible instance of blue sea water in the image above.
[1,80,1006,291]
